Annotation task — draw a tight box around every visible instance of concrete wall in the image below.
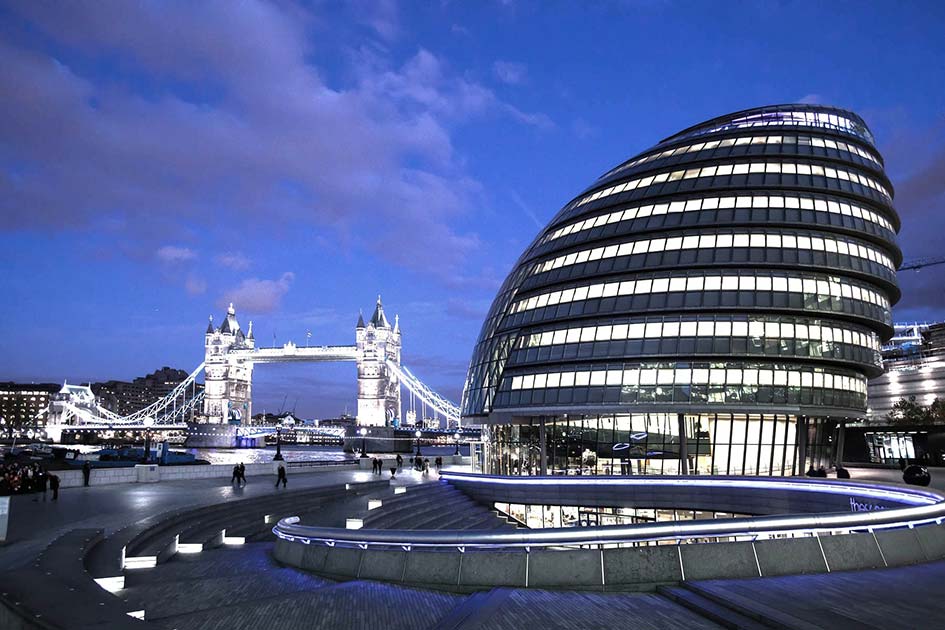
[52,461,358,489]
[274,523,945,592]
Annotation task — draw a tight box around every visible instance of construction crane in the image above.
[898,256,945,272]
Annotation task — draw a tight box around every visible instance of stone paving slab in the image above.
[154,580,462,630]
[694,559,945,629]
[465,588,724,630]
[121,569,330,619]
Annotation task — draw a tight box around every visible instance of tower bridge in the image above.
[43,297,461,442]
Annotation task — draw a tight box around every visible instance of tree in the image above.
[886,396,931,425]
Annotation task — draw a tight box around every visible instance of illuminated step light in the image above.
[368,500,383,510]
[346,518,364,530]
[123,556,157,570]
[264,514,274,524]
[127,610,146,620]
[94,576,125,593]
[394,486,407,495]
[345,484,352,490]
[219,528,245,545]
[177,543,203,554]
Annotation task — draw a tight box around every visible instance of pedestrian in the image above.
[49,473,60,501]
[435,456,442,472]
[232,464,240,484]
[373,458,380,474]
[38,467,48,501]
[275,464,287,488]
[239,462,246,485]
[82,461,92,487]
[396,453,403,470]
[423,458,430,476]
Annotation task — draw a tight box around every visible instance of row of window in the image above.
[505,365,866,394]
[674,110,875,146]
[517,318,880,354]
[508,335,881,372]
[568,160,891,213]
[511,273,890,315]
[494,380,865,412]
[601,133,882,182]
[533,231,895,276]
[545,193,895,245]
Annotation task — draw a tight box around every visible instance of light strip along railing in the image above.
[386,360,461,425]
[273,475,945,551]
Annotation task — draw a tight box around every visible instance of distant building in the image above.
[867,322,945,421]
[0,382,59,427]
[92,366,202,417]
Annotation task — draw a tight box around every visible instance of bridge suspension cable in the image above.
[387,360,461,427]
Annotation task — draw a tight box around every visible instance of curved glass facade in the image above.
[462,104,900,476]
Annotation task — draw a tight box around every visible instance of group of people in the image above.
[230,462,247,486]
[0,462,60,499]
[368,453,446,479]
[369,457,390,475]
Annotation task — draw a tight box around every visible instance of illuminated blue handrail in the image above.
[273,475,945,551]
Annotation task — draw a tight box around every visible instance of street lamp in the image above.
[454,432,461,456]
[415,429,422,456]
[359,427,368,458]
[273,427,284,461]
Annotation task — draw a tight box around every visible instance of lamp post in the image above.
[454,432,461,456]
[273,427,284,461]
[359,427,368,458]
[415,429,422,456]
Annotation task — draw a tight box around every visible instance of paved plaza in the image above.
[3,467,945,629]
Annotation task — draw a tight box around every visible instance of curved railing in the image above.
[273,475,945,551]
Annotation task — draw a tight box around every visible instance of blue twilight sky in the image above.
[2,1,945,418]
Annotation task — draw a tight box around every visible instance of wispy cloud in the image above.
[493,60,527,85]
[219,272,295,314]
[510,190,543,228]
[215,252,251,271]
[156,245,197,264]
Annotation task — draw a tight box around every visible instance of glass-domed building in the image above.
[462,105,900,477]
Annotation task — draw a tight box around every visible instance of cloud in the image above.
[797,94,822,104]
[571,117,597,140]
[0,3,550,283]
[156,245,197,264]
[215,252,251,271]
[510,190,543,228]
[493,60,527,85]
[219,272,294,314]
[184,274,207,296]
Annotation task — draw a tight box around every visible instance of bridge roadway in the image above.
[3,467,945,629]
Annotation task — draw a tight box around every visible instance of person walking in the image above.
[37,467,48,501]
[275,464,287,488]
[422,458,430,476]
[82,461,92,487]
[435,456,442,472]
[232,464,241,485]
[396,453,403,470]
[238,462,247,486]
[49,473,60,501]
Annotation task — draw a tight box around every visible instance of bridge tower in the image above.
[202,303,255,424]
[356,296,401,426]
